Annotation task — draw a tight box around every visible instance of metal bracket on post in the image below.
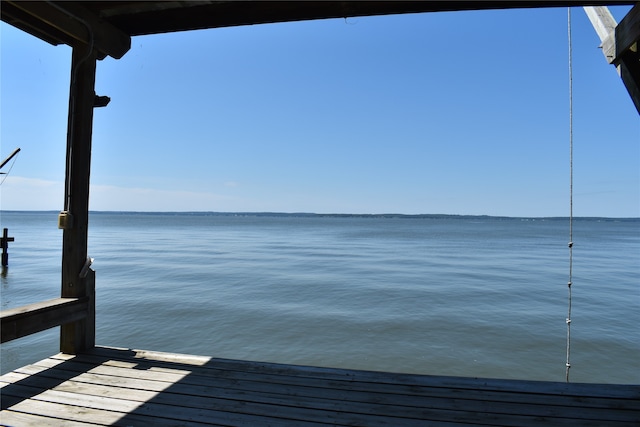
[79,257,94,278]
[58,211,74,230]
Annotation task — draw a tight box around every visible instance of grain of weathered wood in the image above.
[0,410,104,427]
[1,347,638,427]
[603,3,640,63]
[1,381,341,427]
[33,352,640,420]
[28,355,637,422]
[60,347,640,409]
[102,347,640,396]
[5,368,634,427]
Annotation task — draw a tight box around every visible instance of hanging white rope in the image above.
[566,7,574,383]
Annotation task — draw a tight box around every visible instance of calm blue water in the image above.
[1,211,638,384]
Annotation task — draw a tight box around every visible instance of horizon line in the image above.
[2,210,638,220]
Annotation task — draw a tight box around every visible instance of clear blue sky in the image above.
[1,6,638,216]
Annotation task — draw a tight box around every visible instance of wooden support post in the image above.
[60,268,95,353]
[1,228,14,267]
[60,44,97,354]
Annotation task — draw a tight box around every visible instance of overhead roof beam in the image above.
[2,1,130,59]
[96,1,635,37]
[2,2,634,49]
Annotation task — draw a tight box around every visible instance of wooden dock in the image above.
[1,346,638,426]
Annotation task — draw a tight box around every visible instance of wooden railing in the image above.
[0,269,95,353]
[1,297,88,343]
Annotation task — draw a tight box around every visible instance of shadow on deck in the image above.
[1,346,638,426]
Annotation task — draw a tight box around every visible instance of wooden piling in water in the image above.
[1,228,14,267]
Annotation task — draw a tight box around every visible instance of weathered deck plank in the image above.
[5,357,635,424]
[1,346,638,426]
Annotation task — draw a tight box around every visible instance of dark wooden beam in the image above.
[3,1,634,51]
[1,297,88,343]
[3,1,130,59]
[59,44,98,354]
[610,3,640,114]
[618,49,640,114]
[601,2,640,63]
[97,1,636,37]
[585,4,640,114]
[1,1,74,47]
